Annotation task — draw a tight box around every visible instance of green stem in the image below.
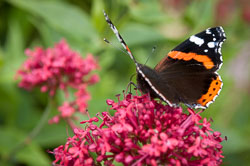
[9,98,53,160]
[28,99,52,139]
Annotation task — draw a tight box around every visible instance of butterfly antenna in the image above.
[104,38,130,56]
[103,10,138,65]
[144,45,157,65]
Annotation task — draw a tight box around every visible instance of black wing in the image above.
[151,27,226,108]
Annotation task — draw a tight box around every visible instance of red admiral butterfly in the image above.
[104,11,226,109]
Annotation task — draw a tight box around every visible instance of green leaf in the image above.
[29,17,63,47]
[130,0,169,23]
[16,145,51,166]
[34,123,71,147]
[184,0,215,31]
[1,13,25,83]
[9,0,98,44]
[91,0,105,33]
[0,127,51,165]
[120,23,166,46]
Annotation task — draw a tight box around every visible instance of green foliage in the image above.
[0,0,250,165]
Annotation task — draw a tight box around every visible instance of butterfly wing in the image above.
[155,62,222,108]
[155,27,226,72]
[153,27,226,108]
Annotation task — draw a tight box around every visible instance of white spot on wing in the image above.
[219,41,223,47]
[218,63,223,69]
[219,26,226,37]
[189,35,204,46]
[194,104,206,109]
[218,47,222,54]
[204,49,208,52]
[208,42,215,48]
[206,29,211,34]
[219,52,223,61]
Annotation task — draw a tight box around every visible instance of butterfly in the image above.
[104,11,226,109]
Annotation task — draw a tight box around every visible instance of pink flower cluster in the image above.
[17,40,98,96]
[16,40,99,122]
[51,93,224,166]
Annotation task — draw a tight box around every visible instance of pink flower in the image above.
[75,85,91,113]
[58,102,75,118]
[50,93,225,166]
[16,40,99,96]
[88,74,100,85]
[48,115,60,124]
[16,40,99,122]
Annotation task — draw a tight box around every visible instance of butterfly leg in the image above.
[128,73,138,93]
[126,81,138,94]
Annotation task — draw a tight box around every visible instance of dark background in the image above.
[0,0,250,165]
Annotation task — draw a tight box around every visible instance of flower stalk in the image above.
[9,97,53,160]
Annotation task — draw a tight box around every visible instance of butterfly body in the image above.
[104,11,226,109]
[136,64,161,98]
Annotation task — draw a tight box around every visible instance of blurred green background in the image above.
[0,0,250,165]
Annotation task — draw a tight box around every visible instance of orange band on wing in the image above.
[197,76,222,106]
[168,51,214,69]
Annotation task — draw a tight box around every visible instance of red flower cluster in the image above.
[17,40,98,96]
[16,40,99,122]
[51,93,224,166]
